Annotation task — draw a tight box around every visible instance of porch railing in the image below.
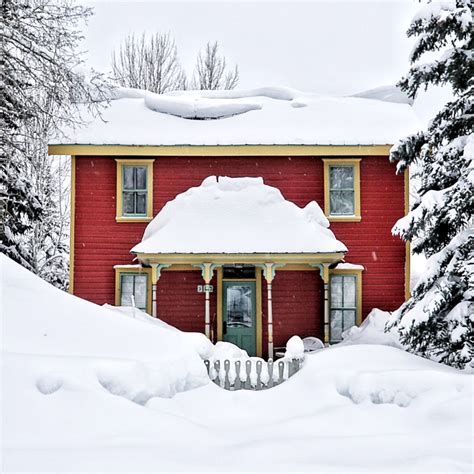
[204,358,303,391]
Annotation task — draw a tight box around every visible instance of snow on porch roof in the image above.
[131,176,348,255]
[52,86,421,147]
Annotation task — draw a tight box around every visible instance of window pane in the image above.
[134,275,147,309]
[123,167,135,190]
[135,167,147,190]
[330,166,354,190]
[330,190,355,215]
[344,276,356,307]
[227,285,252,328]
[343,310,356,331]
[330,310,343,342]
[123,192,135,214]
[120,275,134,306]
[330,276,343,307]
[136,193,147,215]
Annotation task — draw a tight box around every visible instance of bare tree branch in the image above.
[192,41,239,90]
[111,32,186,93]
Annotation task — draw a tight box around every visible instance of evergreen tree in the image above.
[1,0,108,286]
[388,0,473,369]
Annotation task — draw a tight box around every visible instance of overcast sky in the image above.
[82,0,450,120]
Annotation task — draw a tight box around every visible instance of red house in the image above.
[49,87,419,358]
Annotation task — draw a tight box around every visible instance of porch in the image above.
[116,256,359,359]
[116,176,362,358]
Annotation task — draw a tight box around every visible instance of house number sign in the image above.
[197,285,214,293]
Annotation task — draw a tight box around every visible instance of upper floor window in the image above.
[329,272,360,343]
[115,159,154,222]
[323,159,361,222]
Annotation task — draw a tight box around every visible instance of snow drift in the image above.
[2,255,472,472]
[1,254,210,400]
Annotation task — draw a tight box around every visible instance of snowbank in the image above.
[2,256,472,472]
[132,176,347,254]
[341,308,402,348]
[1,255,209,403]
[103,303,180,332]
[52,85,421,146]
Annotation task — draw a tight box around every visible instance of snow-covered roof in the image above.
[53,86,421,147]
[131,176,347,255]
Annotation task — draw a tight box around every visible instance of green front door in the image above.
[223,281,256,356]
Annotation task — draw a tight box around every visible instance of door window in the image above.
[226,285,253,328]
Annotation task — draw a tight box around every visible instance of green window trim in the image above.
[115,159,154,222]
[329,273,359,344]
[328,165,355,216]
[122,165,148,217]
[119,272,149,311]
[323,159,361,222]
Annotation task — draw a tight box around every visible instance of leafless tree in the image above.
[111,32,186,93]
[1,0,109,286]
[192,41,239,90]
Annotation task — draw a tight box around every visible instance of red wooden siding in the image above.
[73,155,405,339]
[155,271,217,333]
[262,271,323,357]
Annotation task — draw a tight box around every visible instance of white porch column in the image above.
[258,263,285,359]
[150,264,171,318]
[322,264,330,344]
[312,263,330,343]
[194,263,219,339]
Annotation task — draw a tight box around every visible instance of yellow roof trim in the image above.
[48,144,391,157]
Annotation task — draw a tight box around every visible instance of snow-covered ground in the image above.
[2,256,472,472]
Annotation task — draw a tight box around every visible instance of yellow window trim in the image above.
[114,266,152,315]
[323,158,361,222]
[115,159,154,222]
[329,268,363,327]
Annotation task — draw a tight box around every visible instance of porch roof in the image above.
[131,176,347,260]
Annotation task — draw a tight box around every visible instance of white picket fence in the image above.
[204,357,303,391]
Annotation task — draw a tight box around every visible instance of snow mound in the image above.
[103,303,179,332]
[2,255,209,400]
[351,84,414,105]
[166,85,301,101]
[333,348,467,407]
[285,335,305,359]
[341,308,402,347]
[132,176,347,254]
[145,92,262,119]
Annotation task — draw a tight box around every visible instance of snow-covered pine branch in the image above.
[388,0,473,370]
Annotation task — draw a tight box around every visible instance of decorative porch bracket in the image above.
[310,263,330,344]
[255,263,286,359]
[150,264,171,318]
[193,263,222,339]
